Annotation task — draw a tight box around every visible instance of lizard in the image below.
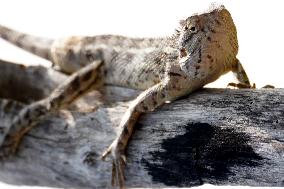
[0,4,254,188]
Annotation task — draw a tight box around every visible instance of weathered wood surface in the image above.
[0,60,283,188]
[0,59,66,103]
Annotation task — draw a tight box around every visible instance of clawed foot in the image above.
[227,82,256,89]
[0,126,32,160]
[0,133,22,160]
[261,84,275,89]
[101,140,126,189]
[227,82,275,89]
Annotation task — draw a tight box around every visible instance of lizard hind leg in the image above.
[0,60,104,159]
[0,99,50,159]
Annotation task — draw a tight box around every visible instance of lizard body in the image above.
[0,4,252,188]
[0,25,176,74]
[0,24,179,89]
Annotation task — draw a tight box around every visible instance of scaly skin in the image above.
[0,4,253,188]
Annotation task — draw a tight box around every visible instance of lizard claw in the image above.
[227,82,256,89]
[101,140,126,189]
[0,133,21,160]
[227,82,275,89]
[261,84,275,89]
[0,126,33,160]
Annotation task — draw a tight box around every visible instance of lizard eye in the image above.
[190,26,197,32]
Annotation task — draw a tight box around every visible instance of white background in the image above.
[0,0,284,88]
[0,0,283,188]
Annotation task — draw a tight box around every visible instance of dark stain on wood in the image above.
[142,122,264,187]
[83,151,98,166]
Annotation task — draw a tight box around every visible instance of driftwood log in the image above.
[0,59,283,188]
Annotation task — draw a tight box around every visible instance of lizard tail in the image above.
[0,25,54,61]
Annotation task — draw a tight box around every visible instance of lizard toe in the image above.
[262,84,275,89]
[0,136,19,160]
[101,140,127,189]
[227,82,255,89]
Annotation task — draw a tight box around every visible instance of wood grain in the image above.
[0,60,283,188]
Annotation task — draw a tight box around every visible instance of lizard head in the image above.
[176,4,238,77]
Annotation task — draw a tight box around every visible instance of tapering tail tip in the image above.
[0,24,54,61]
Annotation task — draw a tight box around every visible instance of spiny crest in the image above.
[176,4,235,32]
[202,2,225,15]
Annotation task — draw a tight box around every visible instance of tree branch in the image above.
[0,60,283,188]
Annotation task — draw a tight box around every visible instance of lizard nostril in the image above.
[179,48,187,58]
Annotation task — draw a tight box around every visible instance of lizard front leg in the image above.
[101,69,191,188]
[228,59,274,89]
[227,59,255,89]
[0,60,104,158]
